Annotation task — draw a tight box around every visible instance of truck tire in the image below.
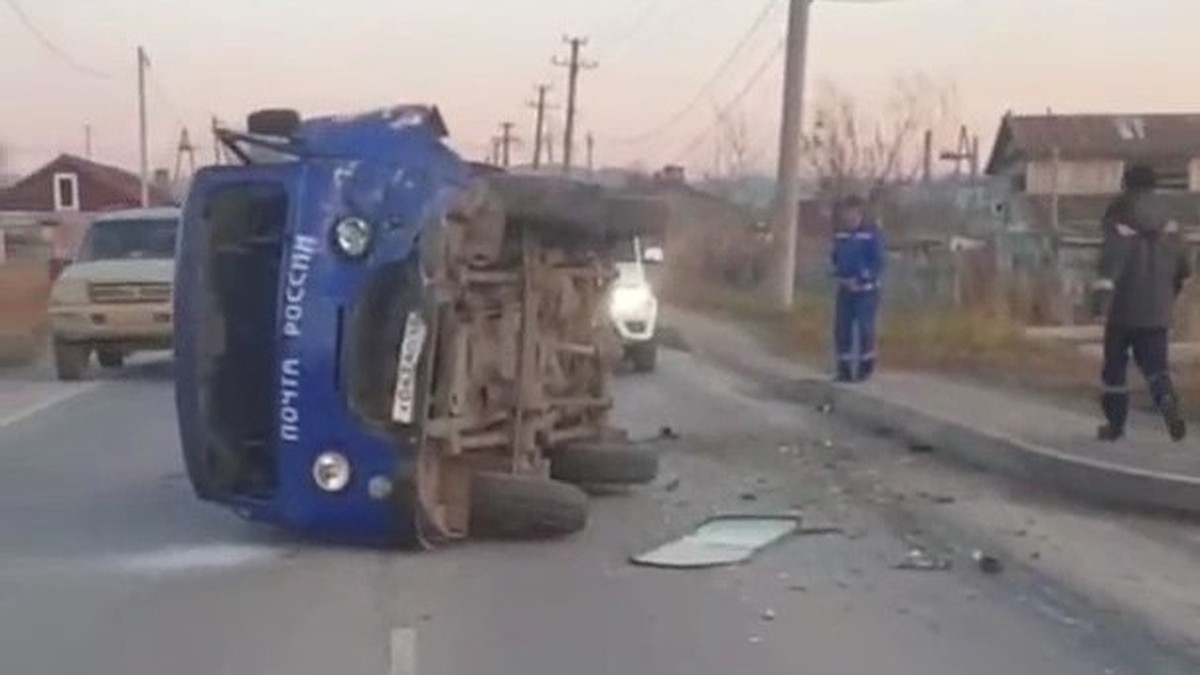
[470,472,588,539]
[550,441,659,486]
[53,341,88,381]
[247,109,301,137]
[97,348,125,369]
[629,339,658,373]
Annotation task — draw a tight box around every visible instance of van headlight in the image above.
[332,217,373,258]
[610,285,654,315]
[312,451,352,492]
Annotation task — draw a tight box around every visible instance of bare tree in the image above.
[802,74,958,198]
[713,108,752,180]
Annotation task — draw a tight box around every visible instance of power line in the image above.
[673,38,785,163]
[145,66,187,127]
[612,0,782,145]
[2,0,117,80]
[599,0,672,60]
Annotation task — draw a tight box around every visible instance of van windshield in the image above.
[78,218,178,262]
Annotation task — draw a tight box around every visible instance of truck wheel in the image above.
[469,472,588,539]
[629,339,658,373]
[246,109,301,137]
[53,341,89,381]
[96,348,125,369]
[550,441,659,486]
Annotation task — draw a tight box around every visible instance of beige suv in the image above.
[48,208,180,380]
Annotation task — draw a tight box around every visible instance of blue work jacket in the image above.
[831,223,885,291]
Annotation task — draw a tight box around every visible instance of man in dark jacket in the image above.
[831,195,885,382]
[1094,164,1191,441]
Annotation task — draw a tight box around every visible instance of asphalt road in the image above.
[0,348,1193,675]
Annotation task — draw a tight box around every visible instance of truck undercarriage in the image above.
[183,109,668,544]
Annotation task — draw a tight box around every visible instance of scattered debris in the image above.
[663,476,681,492]
[818,401,834,414]
[973,550,1003,575]
[739,492,759,502]
[749,635,763,645]
[908,442,935,454]
[822,439,835,449]
[1030,551,1042,560]
[965,589,980,601]
[631,514,801,569]
[788,584,808,593]
[796,524,845,537]
[835,577,851,589]
[848,566,865,577]
[761,608,777,622]
[894,548,952,572]
[659,426,679,440]
[917,491,957,505]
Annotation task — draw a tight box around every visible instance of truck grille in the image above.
[88,282,172,304]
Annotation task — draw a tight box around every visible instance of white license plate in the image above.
[390,311,428,424]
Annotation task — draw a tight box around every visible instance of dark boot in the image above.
[1101,392,1129,439]
[1149,375,1187,442]
[1096,423,1124,442]
[858,358,876,382]
[835,359,854,383]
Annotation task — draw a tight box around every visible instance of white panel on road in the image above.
[390,627,417,675]
[102,544,283,576]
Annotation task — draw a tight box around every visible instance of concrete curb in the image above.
[770,376,1200,517]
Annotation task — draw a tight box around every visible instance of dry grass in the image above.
[664,276,1200,421]
[0,262,50,366]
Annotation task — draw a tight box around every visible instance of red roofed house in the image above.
[0,154,175,265]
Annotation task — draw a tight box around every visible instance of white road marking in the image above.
[389,627,417,675]
[101,543,283,576]
[0,383,100,428]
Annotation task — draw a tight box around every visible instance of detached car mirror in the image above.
[642,246,664,264]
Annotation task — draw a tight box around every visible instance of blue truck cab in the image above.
[174,107,467,546]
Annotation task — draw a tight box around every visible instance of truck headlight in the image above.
[50,279,88,305]
[332,217,373,258]
[312,451,352,492]
[610,285,654,315]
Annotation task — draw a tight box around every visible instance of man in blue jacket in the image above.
[831,195,885,382]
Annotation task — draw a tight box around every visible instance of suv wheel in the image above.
[97,348,125,369]
[53,341,89,381]
[629,339,658,373]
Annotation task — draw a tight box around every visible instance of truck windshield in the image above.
[77,218,178,262]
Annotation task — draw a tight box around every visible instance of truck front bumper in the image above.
[49,302,173,345]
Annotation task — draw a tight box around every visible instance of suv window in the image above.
[78,218,178,262]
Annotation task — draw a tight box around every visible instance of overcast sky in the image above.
[2,0,1197,176]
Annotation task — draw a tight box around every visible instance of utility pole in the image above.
[766,0,812,308]
[552,36,597,175]
[528,84,554,169]
[84,124,93,159]
[499,122,518,168]
[174,127,196,182]
[586,132,595,174]
[490,137,503,166]
[211,116,222,165]
[137,46,150,207]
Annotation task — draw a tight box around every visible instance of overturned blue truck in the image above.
[173,106,665,547]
